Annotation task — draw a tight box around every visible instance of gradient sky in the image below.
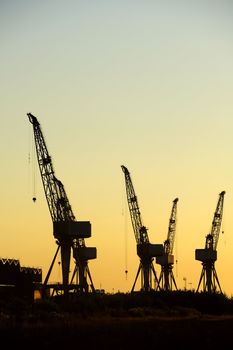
[1,0,233,295]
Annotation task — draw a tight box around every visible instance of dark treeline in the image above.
[1,291,233,348]
[1,290,233,317]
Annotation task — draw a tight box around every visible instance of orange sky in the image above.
[1,0,233,295]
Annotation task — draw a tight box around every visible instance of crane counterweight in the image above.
[53,221,92,239]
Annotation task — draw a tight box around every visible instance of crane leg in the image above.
[213,267,222,293]
[42,245,60,297]
[87,265,95,292]
[196,267,205,292]
[70,264,77,284]
[131,263,142,292]
[151,262,161,291]
[171,270,178,290]
[60,243,72,294]
[156,272,163,291]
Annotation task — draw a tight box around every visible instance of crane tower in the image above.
[195,191,225,293]
[28,113,96,296]
[121,165,163,292]
[156,198,178,291]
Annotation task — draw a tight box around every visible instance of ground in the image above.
[1,291,233,349]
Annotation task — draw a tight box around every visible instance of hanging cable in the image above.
[125,200,128,280]
[28,123,31,195]
[122,187,128,280]
[221,206,226,247]
[28,123,37,202]
[175,212,178,278]
[31,131,37,202]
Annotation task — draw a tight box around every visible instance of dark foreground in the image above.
[1,291,233,349]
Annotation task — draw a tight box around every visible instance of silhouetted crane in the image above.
[156,198,178,291]
[195,191,225,293]
[28,113,96,296]
[121,165,163,292]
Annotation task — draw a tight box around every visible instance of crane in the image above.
[28,113,96,296]
[195,191,225,293]
[156,198,178,291]
[121,165,163,292]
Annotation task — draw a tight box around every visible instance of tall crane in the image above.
[156,198,178,291]
[195,191,225,293]
[28,113,96,296]
[121,165,163,292]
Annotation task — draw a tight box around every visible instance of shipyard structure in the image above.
[0,258,42,300]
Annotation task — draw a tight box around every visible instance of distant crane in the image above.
[156,198,179,291]
[195,191,225,293]
[121,165,163,292]
[28,113,96,296]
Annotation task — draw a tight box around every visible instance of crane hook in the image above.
[32,197,37,202]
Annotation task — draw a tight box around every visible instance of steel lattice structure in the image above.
[28,113,96,296]
[156,198,178,291]
[195,191,225,293]
[121,165,163,292]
